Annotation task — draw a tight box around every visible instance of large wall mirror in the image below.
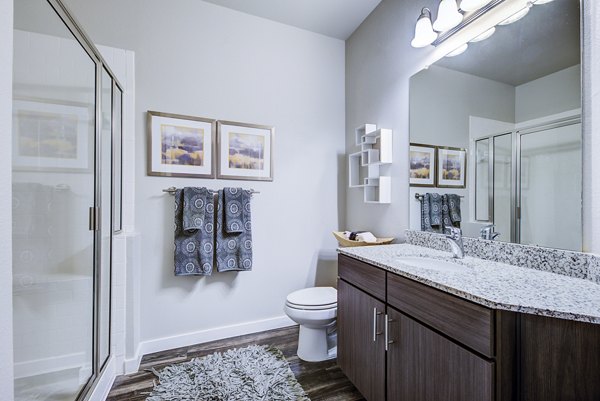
[409,0,582,251]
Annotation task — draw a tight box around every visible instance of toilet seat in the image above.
[286,287,337,310]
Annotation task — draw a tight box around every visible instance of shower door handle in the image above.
[89,206,99,231]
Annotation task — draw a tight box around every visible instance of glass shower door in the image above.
[493,134,513,243]
[518,121,582,251]
[12,0,96,399]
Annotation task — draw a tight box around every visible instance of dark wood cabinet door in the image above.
[520,314,600,401]
[387,308,494,401]
[338,279,386,401]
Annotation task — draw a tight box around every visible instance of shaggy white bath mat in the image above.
[146,344,310,401]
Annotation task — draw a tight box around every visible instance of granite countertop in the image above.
[338,244,600,324]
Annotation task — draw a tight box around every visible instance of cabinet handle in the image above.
[385,315,394,351]
[373,307,383,342]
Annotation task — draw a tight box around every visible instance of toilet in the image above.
[284,286,337,362]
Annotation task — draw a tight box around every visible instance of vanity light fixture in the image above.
[411,8,438,48]
[433,0,464,32]
[445,43,469,57]
[411,0,547,50]
[469,26,495,42]
[460,0,492,12]
[498,5,531,25]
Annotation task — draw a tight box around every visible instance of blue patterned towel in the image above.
[447,194,461,224]
[216,188,253,272]
[429,193,443,227]
[442,194,461,229]
[223,187,245,234]
[421,194,433,232]
[174,187,215,276]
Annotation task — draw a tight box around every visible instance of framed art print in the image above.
[437,146,467,188]
[147,111,215,178]
[13,99,92,171]
[409,143,436,187]
[217,120,273,181]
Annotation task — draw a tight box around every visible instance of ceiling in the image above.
[437,0,580,86]
[202,0,382,40]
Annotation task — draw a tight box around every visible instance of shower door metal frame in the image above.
[473,131,516,243]
[514,115,582,246]
[41,1,125,400]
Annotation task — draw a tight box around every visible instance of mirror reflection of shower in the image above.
[408,0,582,251]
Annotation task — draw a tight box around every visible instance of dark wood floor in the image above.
[106,326,365,401]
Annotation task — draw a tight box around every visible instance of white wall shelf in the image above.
[349,125,393,204]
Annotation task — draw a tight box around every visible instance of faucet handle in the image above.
[480,224,495,233]
[445,226,462,239]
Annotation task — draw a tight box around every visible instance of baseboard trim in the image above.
[123,315,296,374]
[14,351,86,379]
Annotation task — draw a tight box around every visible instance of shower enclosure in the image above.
[12,1,123,400]
[474,115,582,251]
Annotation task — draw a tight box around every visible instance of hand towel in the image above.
[447,194,462,225]
[442,195,452,229]
[421,194,432,232]
[216,188,253,272]
[174,187,215,276]
[356,232,377,243]
[429,193,443,227]
[223,187,245,234]
[182,187,206,233]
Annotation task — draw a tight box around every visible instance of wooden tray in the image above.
[333,231,395,247]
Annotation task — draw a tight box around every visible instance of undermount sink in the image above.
[397,256,468,273]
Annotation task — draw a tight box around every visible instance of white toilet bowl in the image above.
[284,287,337,362]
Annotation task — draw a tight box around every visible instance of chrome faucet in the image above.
[480,224,501,241]
[445,227,465,259]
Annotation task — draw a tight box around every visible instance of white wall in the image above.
[516,64,581,123]
[346,0,600,246]
[0,0,14,400]
[63,0,345,348]
[410,65,515,148]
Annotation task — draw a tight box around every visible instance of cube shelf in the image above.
[348,124,393,204]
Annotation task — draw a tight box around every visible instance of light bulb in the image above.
[470,27,495,43]
[411,8,438,48]
[445,43,468,57]
[433,0,463,32]
[460,0,491,12]
[499,7,530,25]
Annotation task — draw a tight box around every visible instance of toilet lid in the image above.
[286,287,337,308]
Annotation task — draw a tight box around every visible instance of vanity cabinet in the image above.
[338,253,600,401]
[338,279,386,400]
[338,254,498,401]
[387,308,494,401]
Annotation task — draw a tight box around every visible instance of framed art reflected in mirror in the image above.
[409,143,436,187]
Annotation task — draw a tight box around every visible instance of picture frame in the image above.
[409,143,436,187]
[147,111,216,178]
[437,146,467,188]
[217,120,274,181]
[12,98,93,171]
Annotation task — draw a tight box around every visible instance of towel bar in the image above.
[414,192,464,200]
[162,186,260,195]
